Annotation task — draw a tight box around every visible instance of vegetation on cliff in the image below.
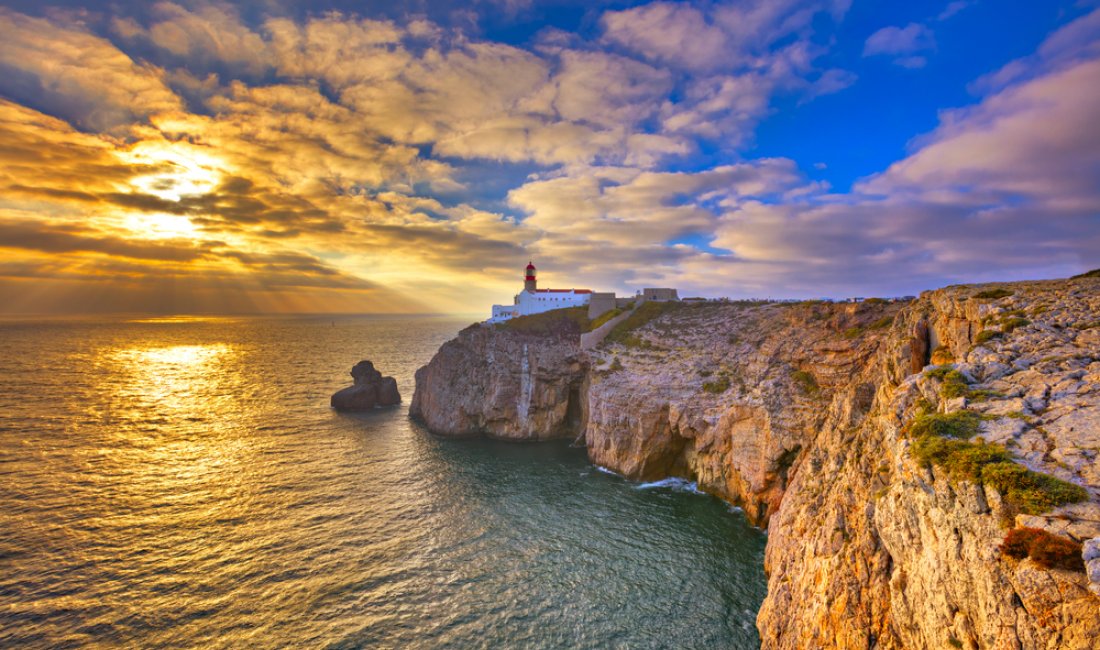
[1001,527,1085,571]
[907,405,1087,515]
[604,300,683,347]
[972,288,1014,300]
[496,307,590,333]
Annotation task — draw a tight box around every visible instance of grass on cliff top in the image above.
[496,307,590,334]
[604,301,684,347]
[589,307,624,330]
[974,329,1003,345]
[906,409,1088,515]
[972,288,1014,300]
[1071,268,1100,279]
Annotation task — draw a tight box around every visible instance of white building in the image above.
[487,262,593,323]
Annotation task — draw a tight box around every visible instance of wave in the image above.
[635,477,704,494]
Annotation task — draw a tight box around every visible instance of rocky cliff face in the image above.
[409,321,588,440]
[583,300,892,527]
[411,277,1100,648]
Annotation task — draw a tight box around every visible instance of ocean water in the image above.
[0,316,767,649]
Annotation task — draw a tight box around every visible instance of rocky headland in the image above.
[410,275,1100,649]
[331,360,401,411]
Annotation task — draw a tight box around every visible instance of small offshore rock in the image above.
[331,360,401,411]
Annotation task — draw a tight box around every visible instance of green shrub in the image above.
[1075,321,1100,331]
[973,288,1014,300]
[608,357,624,373]
[864,297,889,305]
[1001,317,1030,333]
[907,410,983,439]
[1001,527,1085,571]
[842,326,863,339]
[941,370,970,399]
[983,463,1088,514]
[703,376,731,394]
[974,330,1002,345]
[967,389,1005,402]
[1070,268,1100,279]
[924,366,973,399]
[911,435,1011,479]
[925,365,955,380]
[791,370,819,395]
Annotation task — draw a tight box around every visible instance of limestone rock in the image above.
[412,276,1100,647]
[330,360,401,411]
[409,321,588,440]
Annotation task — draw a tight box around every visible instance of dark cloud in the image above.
[0,219,210,261]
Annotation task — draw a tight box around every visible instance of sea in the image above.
[0,315,767,649]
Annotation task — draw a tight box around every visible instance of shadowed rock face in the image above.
[412,277,1100,648]
[331,360,400,411]
[409,323,588,440]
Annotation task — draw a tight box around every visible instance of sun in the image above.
[113,140,229,240]
[123,213,200,239]
[119,141,225,202]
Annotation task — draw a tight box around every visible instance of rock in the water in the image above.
[331,360,401,411]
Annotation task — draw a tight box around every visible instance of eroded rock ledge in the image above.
[411,277,1100,649]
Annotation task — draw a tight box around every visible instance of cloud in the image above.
[113,2,271,77]
[0,8,181,132]
[970,8,1100,93]
[863,23,936,68]
[600,0,848,73]
[600,2,729,73]
[705,44,1100,296]
[937,1,973,21]
[861,57,1100,208]
[500,159,813,292]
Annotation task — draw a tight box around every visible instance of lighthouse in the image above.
[486,260,595,323]
[524,261,537,292]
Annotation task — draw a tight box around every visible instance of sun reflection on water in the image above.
[89,342,251,492]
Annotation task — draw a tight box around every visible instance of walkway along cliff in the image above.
[409,277,1100,649]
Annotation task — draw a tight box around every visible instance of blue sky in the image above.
[0,0,1097,313]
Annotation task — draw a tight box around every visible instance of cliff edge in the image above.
[411,277,1100,649]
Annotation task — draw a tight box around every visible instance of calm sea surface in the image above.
[0,316,766,649]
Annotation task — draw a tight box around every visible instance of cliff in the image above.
[411,277,1100,648]
[409,317,588,440]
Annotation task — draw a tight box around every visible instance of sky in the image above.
[0,0,1098,315]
